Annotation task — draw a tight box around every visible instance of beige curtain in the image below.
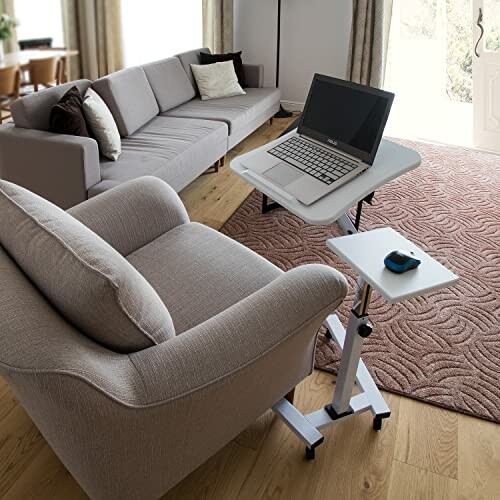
[61,0,123,81]
[202,0,233,53]
[0,0,18,53]
[347,0,393,88]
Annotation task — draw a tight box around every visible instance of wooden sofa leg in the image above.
[285,387,295,404]
[214,160,219,173]
[220,155,226,167]
[270,117,274,126]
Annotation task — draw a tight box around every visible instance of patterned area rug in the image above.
[221,139,500,422]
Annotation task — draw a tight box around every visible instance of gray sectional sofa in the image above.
[0,48,280,208]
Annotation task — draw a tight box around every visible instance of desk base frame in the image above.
[271,202,391,458]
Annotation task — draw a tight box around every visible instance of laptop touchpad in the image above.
[264,162,303,187]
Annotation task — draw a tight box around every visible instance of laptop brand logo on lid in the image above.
[327,139,338,146]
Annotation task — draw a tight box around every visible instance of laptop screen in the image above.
[298,74,394,165]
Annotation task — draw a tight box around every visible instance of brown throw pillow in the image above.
[49,86,90,137]
[199,51,247,88]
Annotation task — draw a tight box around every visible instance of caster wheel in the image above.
[325,329,333,340]
[373,415,383,431]
[305,447,315,460]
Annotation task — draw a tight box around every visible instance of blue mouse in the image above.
[384,250,421,274]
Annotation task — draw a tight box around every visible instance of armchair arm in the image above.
[0,124,100,209]
[130,264,348,405]
[69,176,189,256]
[243,63,264,88]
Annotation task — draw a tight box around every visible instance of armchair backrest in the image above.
[0,244,133,383]
[0,179,176,353]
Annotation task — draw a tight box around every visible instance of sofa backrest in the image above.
[92,67,159,137]
[142,57,196,113]
[10,80,92,131]
[174,47,211,90]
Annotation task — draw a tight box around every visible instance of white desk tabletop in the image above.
[230,129,421,225]
[327,228,459,303]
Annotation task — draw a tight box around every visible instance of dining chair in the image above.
[18,37,53,50]
[23,56,61,93]
[0,66,21,124]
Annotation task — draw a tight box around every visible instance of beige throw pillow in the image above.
[191,60,246,101]
[0,180,176,353]
[83,88,122,161]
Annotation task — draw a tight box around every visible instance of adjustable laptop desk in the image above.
[230,130,423,458]
[231,129,421,229]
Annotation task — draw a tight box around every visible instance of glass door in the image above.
[384,0,474,147]
[473,0,500,152]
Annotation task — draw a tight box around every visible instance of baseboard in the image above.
[280,100,304,112]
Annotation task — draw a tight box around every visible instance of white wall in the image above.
[234,0,352,109]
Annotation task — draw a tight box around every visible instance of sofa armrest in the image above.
[69,177,190,256]
[0,124,100,209]
[130,264,348,405]
[243,63,265,88]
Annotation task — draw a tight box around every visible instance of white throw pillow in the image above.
[191,60,246,101]
[82,88,121,161]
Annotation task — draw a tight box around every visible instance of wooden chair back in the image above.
[33,48,68,84]
[0,66,21,123]
[0,66,20,98]
[28,57,59,90]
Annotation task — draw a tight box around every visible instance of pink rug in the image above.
[221,139,500,422]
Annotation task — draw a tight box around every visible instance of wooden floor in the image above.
[0,117,499,500]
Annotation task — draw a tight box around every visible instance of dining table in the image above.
[0,49,79,83]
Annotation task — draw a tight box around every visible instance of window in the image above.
[14,0,64,47]
[121,0,202,67]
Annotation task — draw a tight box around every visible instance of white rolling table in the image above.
[230,132,457,459]
[275,229,458,459]
[231,129,422,230]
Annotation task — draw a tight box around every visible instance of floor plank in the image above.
[394,397,458,479]
[388,460,457,500]
[3,445,85,500]
[0,404,47,497]
[314,390,401,500]
[457,413,500,500]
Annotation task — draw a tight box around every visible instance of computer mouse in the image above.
[384,250,421,274]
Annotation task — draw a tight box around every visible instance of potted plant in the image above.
[0,14,17,63]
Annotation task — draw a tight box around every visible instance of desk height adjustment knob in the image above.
[357,323,372,338]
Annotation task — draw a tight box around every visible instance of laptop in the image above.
[241,74,395,205]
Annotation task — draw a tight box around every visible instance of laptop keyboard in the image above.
[268,136,360,185]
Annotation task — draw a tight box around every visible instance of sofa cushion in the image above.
[174,47,211,90]
[142,57,196,112]
[11,80,92,131]
[127,222,282,333]
[191,61,246,101]
[199,51,246,87]
[163,87,281,135]
[92,67,159,137]
[0,180,175,353]
[49,85,90,137]
[90,116,228,197]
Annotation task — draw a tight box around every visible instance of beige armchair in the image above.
[0,176,347,499]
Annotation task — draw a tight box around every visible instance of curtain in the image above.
[0,0,17,53]
[347,0,394,88]
[202,0,233,53]
[61,0,123,81]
